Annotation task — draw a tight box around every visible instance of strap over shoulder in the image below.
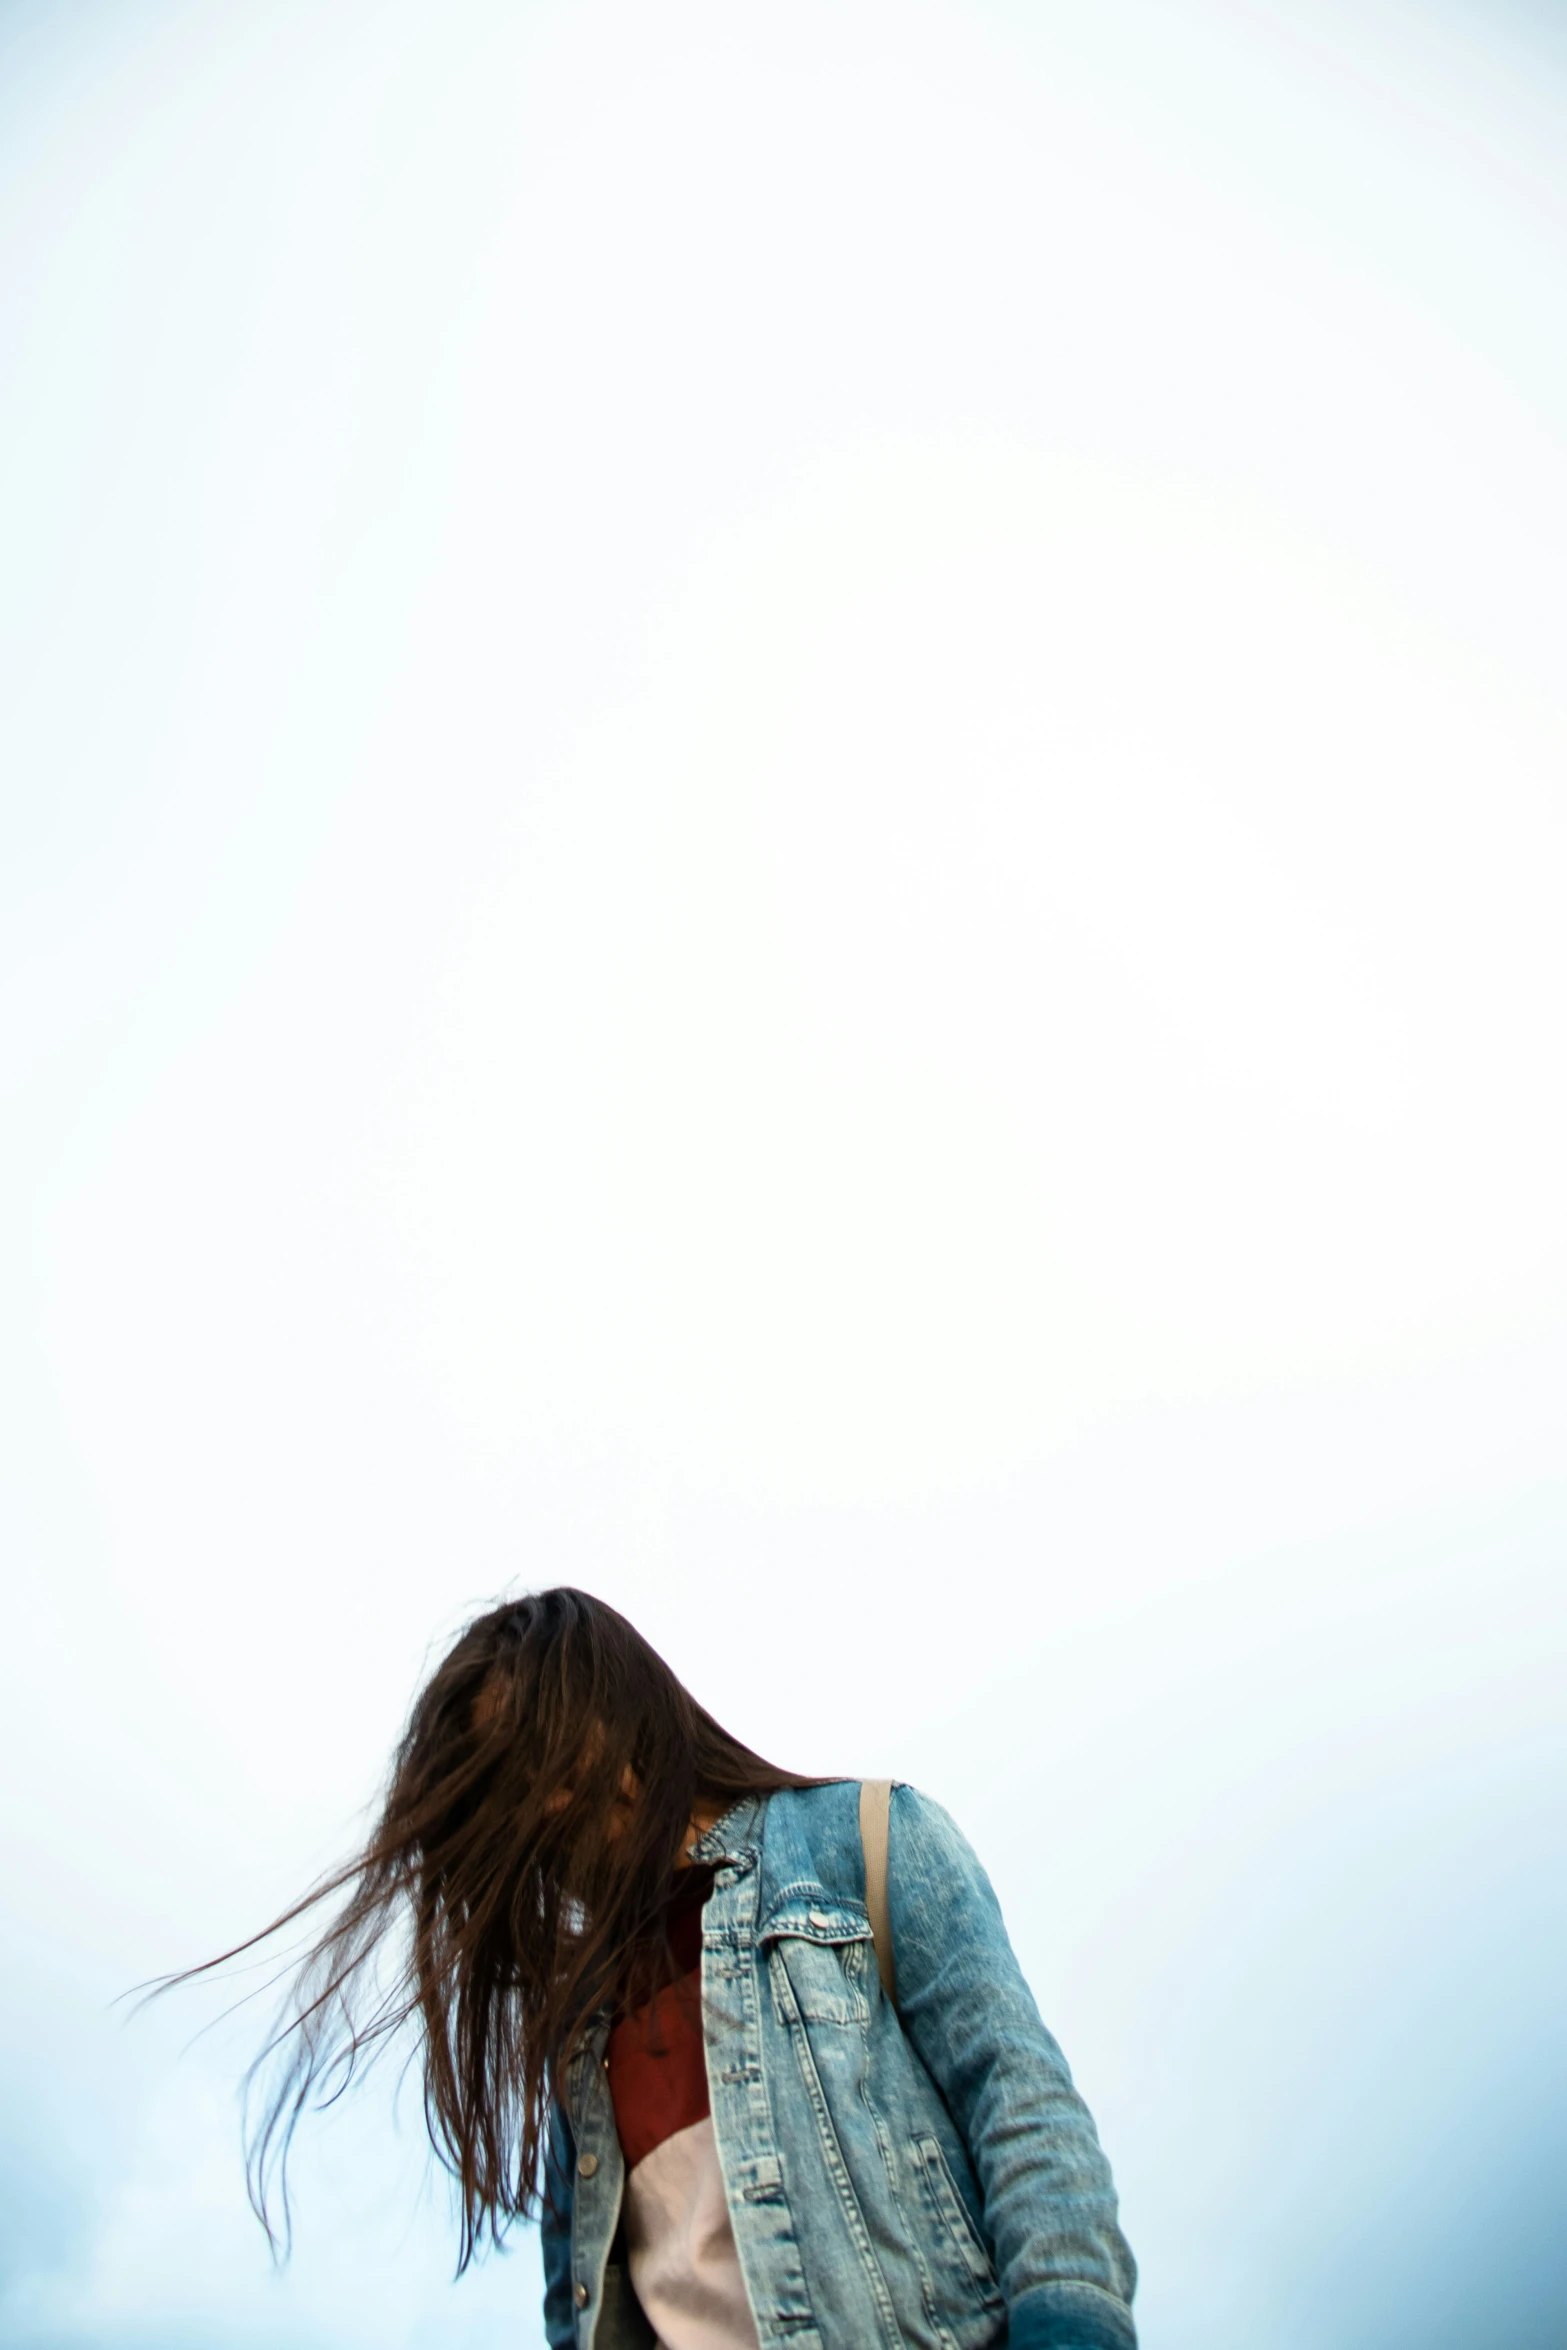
[858,1778,897,2006]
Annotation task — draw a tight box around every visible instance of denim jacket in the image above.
[541,1780,1137,2350]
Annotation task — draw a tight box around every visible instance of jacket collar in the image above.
[689,1792,765,1866]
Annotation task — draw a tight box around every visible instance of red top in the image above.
[606,1866,714,2170]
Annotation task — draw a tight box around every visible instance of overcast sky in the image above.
[3,2,1565,2345]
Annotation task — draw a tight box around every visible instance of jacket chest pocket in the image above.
[760,1898,875,2027]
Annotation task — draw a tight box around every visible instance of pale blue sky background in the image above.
[2,3,1565,2344]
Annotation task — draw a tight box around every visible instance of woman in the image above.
[203,1587,1137,2349]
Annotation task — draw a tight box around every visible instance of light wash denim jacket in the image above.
[541,1780,1137,2350]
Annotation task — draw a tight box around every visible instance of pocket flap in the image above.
[758,1892,873,1946]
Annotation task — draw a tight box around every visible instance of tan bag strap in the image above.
[859,1778,897,2006]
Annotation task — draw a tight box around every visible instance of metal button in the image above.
[808,1908,832,1928]
[574,2282,590,2307]
[577,2151,599,2179]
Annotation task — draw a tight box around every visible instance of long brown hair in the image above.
[175,1588,819,2268]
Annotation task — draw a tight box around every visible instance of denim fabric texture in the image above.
[540,1780,1137,2350]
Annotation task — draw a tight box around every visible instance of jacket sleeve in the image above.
[885,1784,1138,2350]
[541,2096,579,2350]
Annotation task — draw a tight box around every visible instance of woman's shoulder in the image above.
[757,1777,955,1896]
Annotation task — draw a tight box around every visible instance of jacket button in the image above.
[808,1909,831,1927]
[574,2282,590,2307]
[577,2152,599,2178]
